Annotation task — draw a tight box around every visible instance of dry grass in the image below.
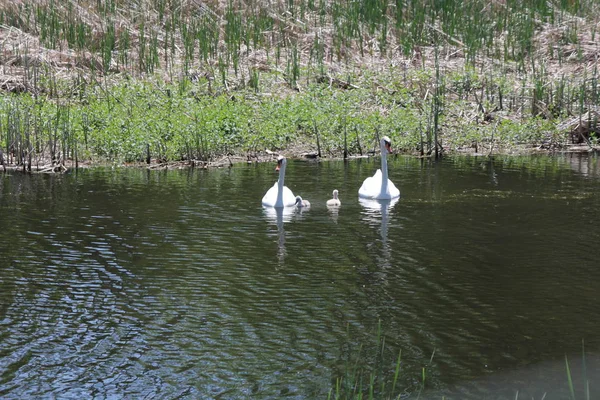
[0,0,596,88]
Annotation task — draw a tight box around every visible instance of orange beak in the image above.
[385,142,392,153]
[275,164,281,171]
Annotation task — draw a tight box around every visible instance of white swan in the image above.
[295,196,311,208]
[326,189,341,207]
[262,156,297,207]
[358,136,400,199]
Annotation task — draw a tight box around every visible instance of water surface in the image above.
[0,154,599,399]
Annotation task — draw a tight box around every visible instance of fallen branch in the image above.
[37,163,68,173]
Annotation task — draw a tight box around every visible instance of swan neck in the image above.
[381,143,389,181]
[379,141,389,196]
[278,162,286,188]
[277,162,285,204]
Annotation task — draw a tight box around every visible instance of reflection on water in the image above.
[262,206,296,265]
[1,155,600,399]
[359,197,399,271]
[262,205,296,224]
[359,197,399,237]
[566,152,600,177]
[326,204,340,223]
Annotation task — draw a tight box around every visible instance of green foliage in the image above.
[0,74,399,163]
[0,61,579,167]
[328,321,438,400]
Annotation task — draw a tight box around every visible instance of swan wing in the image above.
[358,169,383,198]
[282,186,297,207]
[359,169,401,199]
[387,179,400,199]
[261,182,279,207]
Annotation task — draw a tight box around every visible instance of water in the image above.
[0,154,599,399]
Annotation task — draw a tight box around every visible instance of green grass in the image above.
[329,322,593,400]
[0,65,589,168]
[329,321,410,400]
[564,340,592,400]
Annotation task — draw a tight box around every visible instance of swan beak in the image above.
[385,142,392,153]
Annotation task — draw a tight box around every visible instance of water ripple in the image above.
[0,159,599,398]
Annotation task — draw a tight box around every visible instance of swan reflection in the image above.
[359,197,399,239]
[327,204,340,223]
[262,206,295,265]
[359,197,399,267]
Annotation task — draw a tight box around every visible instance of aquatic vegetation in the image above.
[328,320,434,400]
[564,340,591,400]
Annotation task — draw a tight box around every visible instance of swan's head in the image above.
[295,196,310,208]
[275,155,286,171]
[381,136,392,154]
[332,189,339,199]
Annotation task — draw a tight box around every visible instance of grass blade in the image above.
[391,349,402,394]
[565,354,576,400]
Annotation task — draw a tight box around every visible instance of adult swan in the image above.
[358,136,400,200]
[262,156,297,207]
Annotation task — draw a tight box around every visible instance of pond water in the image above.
[0,154,599,399]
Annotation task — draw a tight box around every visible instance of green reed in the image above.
[225,0,242,75]
[63,2,76,48]
[2,0,598,84]
[181,20,196,71]
[101,21,116,72]
[138,20,146,72]
[118,28,131,69]
[564,342,591,400]
[286,43,300,88]
[249,68,260,92]
[36,3,61,50]
[149,31,160,73]
[531,59,548,117]
[328,320,414,400]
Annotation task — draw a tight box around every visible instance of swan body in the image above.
[358,136,400,200]
[326,189,341,207]
[295,196,311,208]
[262,156,297,207]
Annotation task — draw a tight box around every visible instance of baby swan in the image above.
[326,189,341,207]
[295,196,311,208]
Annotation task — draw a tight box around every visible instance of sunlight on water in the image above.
[0,154,599,399]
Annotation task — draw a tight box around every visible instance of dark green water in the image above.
[0,154,599,399]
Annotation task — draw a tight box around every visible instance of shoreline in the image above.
[2,143,598,174]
